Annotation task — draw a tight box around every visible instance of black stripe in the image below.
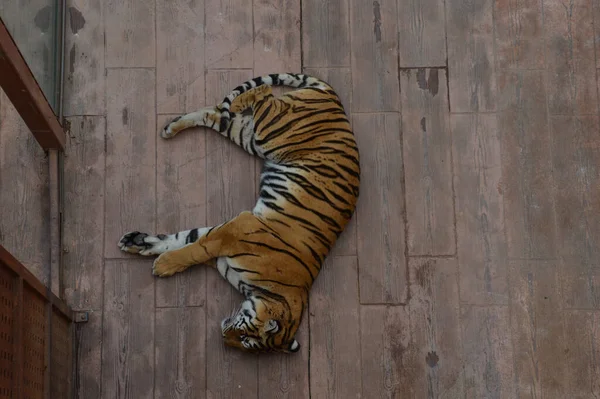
[186,228,199,244]
[240,239,316,281]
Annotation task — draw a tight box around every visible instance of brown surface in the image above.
[55,0,600,396]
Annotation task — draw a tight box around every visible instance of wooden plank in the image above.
[104,0,155,67]
[204,70,258,399]
[63,0,105,116]
[204,0,253,69]
[451,114,508,305]
[102,260,155,398]
[498,70,556,259]
[73,310,102,399]
[253,0,301,75]
[563,311,600,398]
[257,321,309,399]
[156,0,205,114]
[461,305,516,398]
[353,113,406,304]
[494,0,544,70]
[349,0,400,112]
[446,0,496,112]
[359,305,411,398]
[397,0,446,67]
[155,307,206,399]
[509,260,566,398]
[406,258,464,397]
[155,114,207,308]
[0,89,50,285]
[401,68,455,256]
[544,0,597,115]
[0,19,65,149]
[310,256,361,398]
[104,69,156,258]
[62,116,105,310]
[551,115,600,309]
[302,0,350,67]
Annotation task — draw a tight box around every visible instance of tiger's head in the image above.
[220,298,300,353]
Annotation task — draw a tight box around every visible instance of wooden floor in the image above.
[57,0,600,397]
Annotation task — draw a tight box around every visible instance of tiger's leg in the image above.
[118,227,212,256]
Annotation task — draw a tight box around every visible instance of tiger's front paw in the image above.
[160,116,181,139]
[152,253,188,277]
[118,231,166,256]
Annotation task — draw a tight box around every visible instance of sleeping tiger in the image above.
[118,73,360,353]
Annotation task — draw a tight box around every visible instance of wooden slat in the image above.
[406,258,464,397]
[104,0,155,67]
[204,0,252,69]
[544,0,597,115]
[62,116,105,310]
[156,0,205,114]
[63,0,105,116]
[451,114,508,305]
[446,0,496,112]
[401,68,455,256]
[349,0,400,112]
[397,0,446,67]
[461,305,516,398]
[253,0,301,75]
[509,260,566,398]
[102,260,155,398]
[551,115,600,309]
[498,70,556,259]
[0,19,64,149]
[104,69,156,258]
[73,310,102,399]
[494,0,544,70]
[310,256,361,398]
[353,113,406,304]
[563,311,600,398]
[301,0,350,67]
[204,70,258,399]
[155,307,206,399]
[155,115,207,308]
[359,305,410,398]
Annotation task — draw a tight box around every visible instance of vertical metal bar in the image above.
[13,276,23,399]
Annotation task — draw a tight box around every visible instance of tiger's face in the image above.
[220,299,300,353]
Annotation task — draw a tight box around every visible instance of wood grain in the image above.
[360,305,410,398]
[551,115,600,309]
[509,260,566,399]
[451,114,508,305]
[544,0,597,115]
[0,89,50,284]
[104,69,156,259]
[353,113,406,304]
[102,260,155,398]
[398,0,446,67]
[253,0,301,75]
[446,0,496,112]
[498,70,556,259]
[62,116,105,310]
[73,310,102,399]
[156,114,207,308]
[63,0,105,115]
[350,0,400,112]
[156,0,205,114]
[302,0,350,67]
[407,258,464,397]
[563,311,600,398]
[461,305,516,398]
[204,0,253,69]
[309,256,361,398]
[155,307,206,399]
[401,68,455,256]
[494,0,544,70]
[104,0,155,67]
[205,70,258,399]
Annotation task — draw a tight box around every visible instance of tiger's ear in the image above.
[288,339,300,353]
[265,319,280,333]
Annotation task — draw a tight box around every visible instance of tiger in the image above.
[118,73,360,353]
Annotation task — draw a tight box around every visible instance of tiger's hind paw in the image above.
[118,231,167,256]
[160,116,182,139]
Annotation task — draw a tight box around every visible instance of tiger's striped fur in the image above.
[119,73,360,353]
